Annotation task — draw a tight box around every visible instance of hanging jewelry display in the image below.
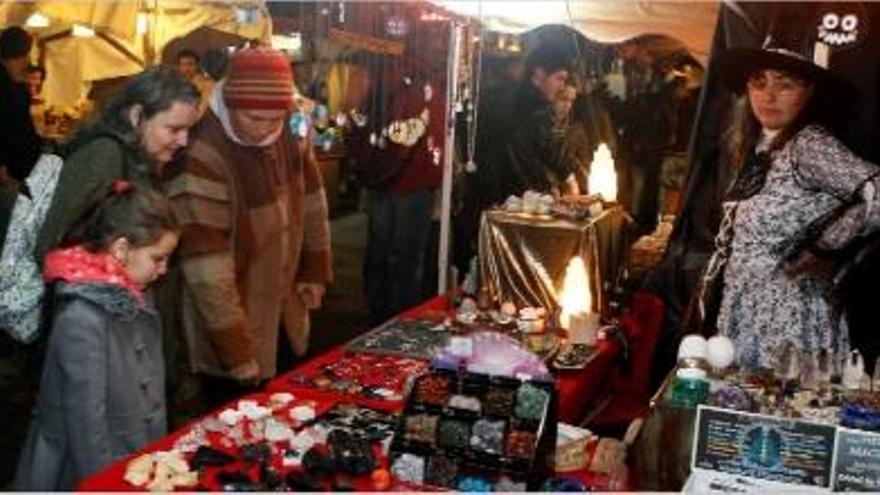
[464,23,483,174]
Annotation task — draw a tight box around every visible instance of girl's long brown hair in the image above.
[64,184,179,252]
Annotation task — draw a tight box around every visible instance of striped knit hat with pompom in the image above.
[223,48,294,110]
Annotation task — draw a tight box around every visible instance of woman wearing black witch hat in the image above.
[702,31,880,371]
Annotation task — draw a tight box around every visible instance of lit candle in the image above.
[569,311,600,346]
[559,256,599,344]
[588,143,618,202]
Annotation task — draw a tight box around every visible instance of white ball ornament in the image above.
[707,335,735,370]
[677,334,708,360]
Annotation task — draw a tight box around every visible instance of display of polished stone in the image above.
[392,369,557,491]
[425,455,459,487]
[485,388,516,417]
[469,419,505,454]
[404,414,439,444]
[437,419,471,449]
[328,429,376,475]
[448,394,481,412]
[458,475,494,492]
[515,383,550,420]
[415,374,451,407]
[391,453,425,484]
[495,475,528,492]
[709,384,753,412]
[841,392,880,431]
[505,430,537,459]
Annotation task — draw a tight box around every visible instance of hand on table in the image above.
[229,359,260,382]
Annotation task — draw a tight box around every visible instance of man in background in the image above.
[175,48,213,117]
[26,64,44,100]
[27,64,47,137]
[501,44,578,198]
[455,43,579,276]
[611,40,669,236]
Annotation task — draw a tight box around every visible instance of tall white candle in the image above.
[569,311,600,345]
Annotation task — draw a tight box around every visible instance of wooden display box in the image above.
[389,367,558,491]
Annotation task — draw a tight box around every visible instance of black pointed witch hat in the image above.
[716,18,857,97]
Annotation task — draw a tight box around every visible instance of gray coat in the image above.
[14,282,166,490]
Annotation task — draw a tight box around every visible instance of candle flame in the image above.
[559,256,591,329]
[588,143,617,202]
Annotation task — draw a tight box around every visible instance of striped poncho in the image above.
[166,110,332,379]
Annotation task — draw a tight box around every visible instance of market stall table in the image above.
[78,295,626,491]
[266,295,621,424]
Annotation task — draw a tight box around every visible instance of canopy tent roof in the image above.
[430,0,720,63]
[0,0,271,108]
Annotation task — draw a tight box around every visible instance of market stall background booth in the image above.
[0,0,271,111]
[432,0,719,63]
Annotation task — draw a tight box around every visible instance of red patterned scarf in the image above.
[43,245,144,302]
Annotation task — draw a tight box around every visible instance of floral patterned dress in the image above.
[716,125,880,370]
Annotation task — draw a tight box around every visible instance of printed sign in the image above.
[833,427,880,491]
[693,406,836,489]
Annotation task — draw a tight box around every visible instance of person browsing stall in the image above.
[167,48,332,408]
[702,33,880,370]
[34,67,199,263]
[15,185,179,490]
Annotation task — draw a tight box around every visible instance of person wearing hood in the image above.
[166,48,332,408]
[701,32,880,371]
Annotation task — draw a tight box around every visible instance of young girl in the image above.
[15,182,179,490]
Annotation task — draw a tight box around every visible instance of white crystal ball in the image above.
[707,335,736,369]
[677,334,708,360]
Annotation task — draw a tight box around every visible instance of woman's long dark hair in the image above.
[727,67,847,173]
[65,66,199,162]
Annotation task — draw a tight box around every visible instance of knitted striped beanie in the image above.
[223,48,294,110]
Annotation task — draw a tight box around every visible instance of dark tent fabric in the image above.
[650,1,880,380]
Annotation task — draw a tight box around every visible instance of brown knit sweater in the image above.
[166,110,332,379]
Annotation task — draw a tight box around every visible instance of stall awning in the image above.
[0,0,272,108]
[429,0,720,63]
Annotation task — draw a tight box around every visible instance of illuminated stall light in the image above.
[26,12,50,28]
[559,256,600,345]
[588,143,618,202]
[559,256,591,330]
[136,13,148,35]
[72,24,95,37]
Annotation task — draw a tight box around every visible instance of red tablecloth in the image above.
[78,392,340,491]
[78,295,623,491]
[267,295,620,423]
